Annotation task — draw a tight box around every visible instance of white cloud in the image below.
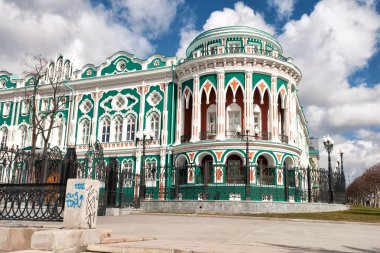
[267,0,296,20]
[0,0,183,74]
[111,0,184,39]
[279,0,380,135]
[176,2,275,58]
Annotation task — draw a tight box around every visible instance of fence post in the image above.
[107,157,118,207]
[204,165,208,200]
[284,167,289,202]
[175,167,179,199]
[119,169,124,208]
[307,166,312,202]
[61,147,77,184]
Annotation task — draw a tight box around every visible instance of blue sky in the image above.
[0,0,379,181]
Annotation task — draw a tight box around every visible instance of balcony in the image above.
[180,46,293,65]
[279,135,289,144]
[199,130,217,140]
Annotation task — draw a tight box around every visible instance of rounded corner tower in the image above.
[172,25,307,201]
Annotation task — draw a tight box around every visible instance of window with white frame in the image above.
[3,102,10,117]
[21,101,28,115]
[1,128,8,145]
[81,119,90,144]
[149,112,160,140]
[226,103,241,132]
[114,116,123,142]
[145,160,157,187]
[253,104,261,132]
[20,126,27,148]
[122,160,133,187]
[228,42,240,53]
[126,115,135,141]
[207,105,217,133]
[101,117,110,142]
[58,123,64,146]
[41,99,48,111]
[208,43,218,55]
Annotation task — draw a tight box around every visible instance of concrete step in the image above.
[87,244,211,253]
[100,237,157,244]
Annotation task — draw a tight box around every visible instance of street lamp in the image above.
[340,149,346,200]
[236,124,252,200]
[323,135,334,203]
[136,129,154,205]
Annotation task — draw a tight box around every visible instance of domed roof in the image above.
[186,26,283,58]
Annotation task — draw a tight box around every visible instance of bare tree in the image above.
[23,54,72,158]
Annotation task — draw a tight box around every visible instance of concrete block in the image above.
[0,227,43,252]
[31,230,81,251]
[79,229,111,246]
[9,250,52,253]
[106,208,120,216]
[87,244,122,253]
[63,179,100,229]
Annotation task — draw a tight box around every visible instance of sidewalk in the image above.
[2,213,380,253]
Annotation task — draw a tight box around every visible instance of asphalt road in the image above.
[95,214,380,253]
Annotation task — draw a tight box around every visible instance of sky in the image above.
[0,0,380,183]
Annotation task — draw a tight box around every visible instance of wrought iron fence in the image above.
[136,165,345,204]
[0,183,66,221]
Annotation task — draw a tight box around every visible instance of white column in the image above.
[190,75,200,142]
[161,83,169,146]
[91,89,99,144]
[175,83,182,145]
[72,92,80,145]
[244,70,253,131]
[159,149,166,200]
[138,83,147,135]
[216,70,226,140]
[271,75,278,141]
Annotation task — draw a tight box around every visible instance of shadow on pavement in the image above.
[263,243,380,253]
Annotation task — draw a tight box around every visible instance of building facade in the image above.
[0,26,314,202]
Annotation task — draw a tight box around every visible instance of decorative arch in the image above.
[175,154,189,166]
[222,150,245,164]
[253,79,271,104]
[200,80,216,105]
[225,77,244,102]
[283,155,295,168]
[254,151,276,166]
[182,86,193,109]
[194,151,216,166]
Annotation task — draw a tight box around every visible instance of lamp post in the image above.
[323,135,334,203]
[136,129,154,205]
[236,125,259,201]
[340,149,346,202]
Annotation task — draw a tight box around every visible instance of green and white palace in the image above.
[0,26,315,202]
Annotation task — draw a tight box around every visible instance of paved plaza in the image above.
[1,213,380,253]
[95,214,380,253]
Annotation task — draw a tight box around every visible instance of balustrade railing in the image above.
[280,134,289,144]
[199,130,217,140]
[181,134,191,143]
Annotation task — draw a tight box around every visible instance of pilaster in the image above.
[271,75,278,141]
[174,83,182,145]
[190,75,200,142]
[244,70,253,131]
[216,71,226,140]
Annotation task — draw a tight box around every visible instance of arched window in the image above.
[81,119,90,144]
[114,116,123,142]
[126,115,136,141]
[20,126,28,148]
[1,127,8,145]
[101,117,110,142]
[149,112,160,140]
[226,103,241,132]
[207,104,217,133]
[253,104,261,132]
[145,160,157,187]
